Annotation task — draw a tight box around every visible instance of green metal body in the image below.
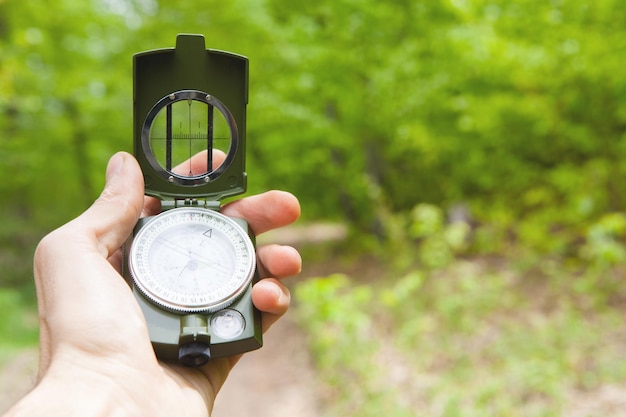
[131,216,262,362]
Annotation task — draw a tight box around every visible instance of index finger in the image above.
[222,190,301,236]
[141,150,227,217]
[141,151,301,235]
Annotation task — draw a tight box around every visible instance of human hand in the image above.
[5,151,301,417]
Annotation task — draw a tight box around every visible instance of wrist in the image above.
[5,367,134,417]
[4,350,157,417]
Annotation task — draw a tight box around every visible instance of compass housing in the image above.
[128,35,262,365]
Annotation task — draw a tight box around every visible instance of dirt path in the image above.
[213,314,321,417]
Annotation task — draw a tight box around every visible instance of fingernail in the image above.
[272,284,284,303]
[105,152,125,184]
[261,279,283,303]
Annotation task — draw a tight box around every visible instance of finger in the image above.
[222,190,301,236]
[138,150,301,235]
[142,195,161,218]
[72,152,145,258]
[141,150,228,218]
[172,149,227,177]
[252,278,291,332]
[256,244,302,279]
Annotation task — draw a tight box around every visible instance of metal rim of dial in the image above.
[129,207,256,313]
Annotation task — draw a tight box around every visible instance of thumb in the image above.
[33,153,149,372]
[73,151,145,258]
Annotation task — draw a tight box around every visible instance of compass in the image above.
[127,34,261,367]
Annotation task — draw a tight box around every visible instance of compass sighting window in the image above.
[149,98,232,177]
[142,90,239,184]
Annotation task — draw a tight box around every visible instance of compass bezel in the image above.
[129,207,256,314]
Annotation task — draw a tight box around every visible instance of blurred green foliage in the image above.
[1,0,626,413]
[0,287,38,363]
[1,0,625,279]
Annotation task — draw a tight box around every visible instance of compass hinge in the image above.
[162,199,221,211]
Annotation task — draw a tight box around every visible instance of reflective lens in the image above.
[210,309,245,340]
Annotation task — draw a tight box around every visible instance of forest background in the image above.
[1,0,626,416]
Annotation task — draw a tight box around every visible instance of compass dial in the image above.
[129,207,256,313]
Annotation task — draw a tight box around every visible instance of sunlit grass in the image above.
[294,259,626,417]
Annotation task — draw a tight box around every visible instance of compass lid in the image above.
[133,34,249,202]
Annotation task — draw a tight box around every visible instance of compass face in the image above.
[129,207,256,313]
